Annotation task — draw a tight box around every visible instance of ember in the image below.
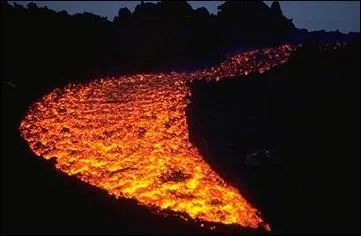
[19,44,297,231]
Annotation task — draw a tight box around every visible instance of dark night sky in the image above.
[10,1,361,33]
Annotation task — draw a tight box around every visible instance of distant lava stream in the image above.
[19,44,296,232]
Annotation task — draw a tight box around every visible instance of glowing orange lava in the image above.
[19,44,296,232]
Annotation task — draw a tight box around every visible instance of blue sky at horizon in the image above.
[10,1,360,33]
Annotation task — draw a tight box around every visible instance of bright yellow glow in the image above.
[19,44,297,231]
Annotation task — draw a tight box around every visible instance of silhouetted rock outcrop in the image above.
[113,7,132,23]
[271,1,282,15]
[26,2,38,10]
[1,0,358,100]
[195,7,209,18]
[216,1,296,46]
[133,2,158,20]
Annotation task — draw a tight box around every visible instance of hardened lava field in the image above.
[19,44,296,231]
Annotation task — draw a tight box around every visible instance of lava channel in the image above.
[19,44,297,232]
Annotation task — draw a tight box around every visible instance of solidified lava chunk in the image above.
[160,169,192,183]
[19,44,297,231]
[61,127,70,134]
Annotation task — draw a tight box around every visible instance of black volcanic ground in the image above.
[187,42,360,234]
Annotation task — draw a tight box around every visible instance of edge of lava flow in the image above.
[19,44,297,232]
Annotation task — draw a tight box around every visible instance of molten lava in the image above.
[19,44,296,231]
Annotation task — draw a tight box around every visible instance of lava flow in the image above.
[19,44,296,232]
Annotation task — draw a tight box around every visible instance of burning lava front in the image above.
[19,44,296,232]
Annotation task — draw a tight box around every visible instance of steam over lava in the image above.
[19,44,296,232]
